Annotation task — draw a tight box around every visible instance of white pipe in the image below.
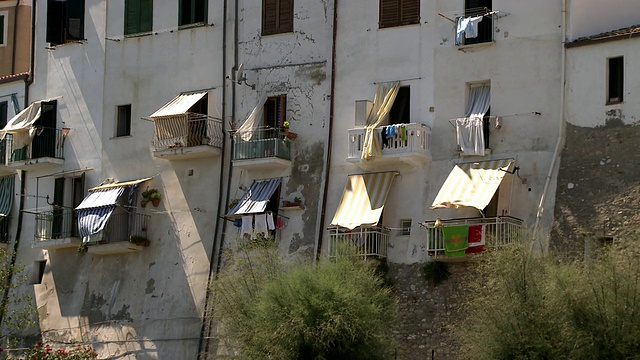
[533,0,568,248]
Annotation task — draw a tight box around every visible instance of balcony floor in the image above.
[347,152,430,170]
[88,241,147,255]
[8,157,64,170]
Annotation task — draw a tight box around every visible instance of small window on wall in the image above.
[116,105,131,137]
[0,13,6,46]
[46,0,85,45]
[608,56,623,104]
[262,0,294,35]
[389,86,410,125]
[379,0,420,29]
[125,0,153,35]
[179,0,207,27]
[400,219,412,236]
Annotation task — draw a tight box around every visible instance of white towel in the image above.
[241,216,253,237]
[254,214,268,235]
[267,213,275,230]
[456,117,485,155]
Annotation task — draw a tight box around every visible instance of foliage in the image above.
[141,188,160,200]
[210,239,397,359]
[421,261,450,286]
[76,242,88,255]
[0,248,36,348]
[22,343,98,360]
[459,241,640,360]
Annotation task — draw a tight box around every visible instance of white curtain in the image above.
[236,94,267,141]
[361,82,400,160]
[456,84,490,155]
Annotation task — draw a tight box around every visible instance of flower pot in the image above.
[141,200,148,208]
[152,199,160,207]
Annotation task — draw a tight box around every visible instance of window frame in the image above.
[116,104,132,138]
[400,219,412,236]
[0,12,7,47]
[607,56,624,105]
[179,0,208,28]
[460,0,493,46]
[262,0,294,36]
[379,0,420,29]
[124,0,153,36]
[46,0,85,46]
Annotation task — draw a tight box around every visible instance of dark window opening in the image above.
[35,260,47,284]
[28,100,57,159]
[0,102,7,165]
[463,0,492,45]
[46,0,85,45]
[71,174,85,238]
[608,56,623,104]
[483,107,491,149]
[389,86,410,125]
[125,0,153,35]
[401,219,412,236]
[0,15,5,45]
[264,95,286,139]
[116,105,131,137]
[187,95,208,146]
[483,187,499,217]
[188,95,208,116]
[262,0,293,35]
[379,0,419,29]
[52,177,65,239]
[179,0,207,27]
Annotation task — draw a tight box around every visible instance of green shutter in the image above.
[125,0,140,35]
[140,0,153,32]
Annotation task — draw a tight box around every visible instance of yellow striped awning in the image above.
[431,159,514,211]
[331,172,396,230]
[89,177,153,191]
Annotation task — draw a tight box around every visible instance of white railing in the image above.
[423,216,525,257]
[347,123,430,161]
[327,226,390,259]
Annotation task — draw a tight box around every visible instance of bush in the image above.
[22,343,98,359]
[210,240,397,359]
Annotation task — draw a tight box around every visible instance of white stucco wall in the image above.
[568,0,640,40]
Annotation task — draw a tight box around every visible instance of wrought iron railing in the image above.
[152,115,223,151]
[34,208,77,241]
[85,212,150,244]
[347,123,431,161]
[7,127,65,162]
[327,226,390,259]
[423,216,525,257]
[232,128,292,161]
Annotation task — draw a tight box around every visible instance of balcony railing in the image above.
[232,128,292,161]
[423,216,525,257]
[347,123,431,162]
[328,226,390,259]
[152,116,223,151]
[7,127,65,162]
[84,212,149,244]
[34,208,77,241]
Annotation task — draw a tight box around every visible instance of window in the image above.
[116,105,132,137]
[379,0,419,29]
[262,0,293,35]
[179,0,207,27]
[125,0,153,35]
[608,56,623,104]
[29,260,47,285]
[46,0,85,45]
[400,219,412,236]
[389,86,410,125]
[0,13,6,46]
[264,95,286,128]
[462,0,492,45]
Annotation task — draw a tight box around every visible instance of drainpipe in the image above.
[315,0,338,262]
[532,0,567,248]
[197,0,232,357]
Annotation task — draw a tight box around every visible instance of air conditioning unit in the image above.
[355,100,373,127]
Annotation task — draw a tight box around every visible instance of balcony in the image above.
[0,139,15,175]
[85,212,150,255]
[232,128,293,170]
[347,123,431,169]
[152,116,223,160]
[6,128,65,170]
[328,226,390,259]
[423,216,526,260]
[33,208,81,250]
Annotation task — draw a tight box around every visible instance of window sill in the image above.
[110,135,132,140]
[46,39,88,49]
[378,22,420,30]
[456,40,494,50]
[261,30,294,37]
[124,31,153,39]
[606,100,623,106]
[178,22,213,31]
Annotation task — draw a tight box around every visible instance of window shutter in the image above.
[400,0,419,25]
[46,0,65,44]
[379,0,400,28]
[66,0,85,41]
[278,0,293,33]
[194,0,207,23]
[262,0,277,35]
[139,0,153,32]
[277,95,286,128]
[0,16,4,45]
[124,0,140,35]
[54,178,65,207]
[179,0,191,26]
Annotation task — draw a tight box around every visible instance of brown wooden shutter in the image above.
[400,0,419,25]
[278,0,293,33]
[379,0,400,28]
[262,0,278,35]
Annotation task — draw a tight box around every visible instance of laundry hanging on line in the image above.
[456,16,484,45]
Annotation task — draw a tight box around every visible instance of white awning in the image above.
[89,177,153,191]
[431,159,514,211]
[0,98,59,148]
[331,172,396,230]
[228,178,281,216]
[150,91,207,118]
[76,187,126,210]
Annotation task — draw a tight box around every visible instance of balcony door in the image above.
[464,0,492,45]
[32,101,57,159]
[52,178,65,238]
[71,174,85,237]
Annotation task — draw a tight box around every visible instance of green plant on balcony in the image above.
[130,235,150,247]
[77,242,88,255]
[141,188,161,207]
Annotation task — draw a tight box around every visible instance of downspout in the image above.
[532,0,567,248]
[315,0,338,262]
[198,0,231,357]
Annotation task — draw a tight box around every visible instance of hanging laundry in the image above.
[442,225,469,257]
[387,124,397,138]
[381,126,389,147]
[399,125,408,141]
[254,214,268,235]
[466,225,487,254]
[276,216,284,229]
[233,218,242,228]
[456,117,485,155]
[267,212,275,230]
[241,215,253,238]
[456,15,484,44]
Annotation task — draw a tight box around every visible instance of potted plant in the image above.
[130,235,150,247]
[280,121,297,140]
[142,188,161,207]
[282,197,302,207]
[149,191,162,207]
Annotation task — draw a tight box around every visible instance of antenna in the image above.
[226,63,255,90]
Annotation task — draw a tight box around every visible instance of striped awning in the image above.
[75,187,126,238]
[228,178,282,216]
[0,176,15,217]
[330,172,396,230]
[431,159,514,211]
[89,177,153,191]
[150,91,207,118]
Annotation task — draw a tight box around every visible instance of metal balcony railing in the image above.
[328,226,390,259]
[152,115,223,151]
[85,212,150,244]
[7,127,65,162]
[423,216,526,257]
[347,123,431,161]
[34,208,77,241]
[232,128,292,161]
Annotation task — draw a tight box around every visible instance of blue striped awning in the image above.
[0,176,15,217]
[228,178,281,216]
[75,187,126,238]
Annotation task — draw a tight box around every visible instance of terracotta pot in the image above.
[141,200,148,208]
[152,199,160,207]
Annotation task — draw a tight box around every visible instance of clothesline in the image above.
[438,7,506,23]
